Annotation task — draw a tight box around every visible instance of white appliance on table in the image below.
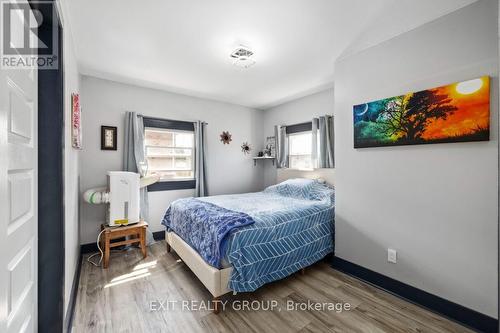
[83,171,159,227]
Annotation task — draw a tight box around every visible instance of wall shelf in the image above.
[253,156,275,166]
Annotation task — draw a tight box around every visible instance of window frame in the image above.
[287,130,314,170]
[143,117,196,192]
[286,121,314,170]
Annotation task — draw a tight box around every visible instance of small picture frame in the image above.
[101,126,117,150]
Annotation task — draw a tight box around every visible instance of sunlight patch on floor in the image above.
[104,273,151,288]
[104,266,156,288]
[134,260,157,271]
[111,268,150,282]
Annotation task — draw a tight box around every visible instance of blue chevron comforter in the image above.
[162,178,335,292]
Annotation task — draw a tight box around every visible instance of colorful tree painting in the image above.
[353,76,490,148]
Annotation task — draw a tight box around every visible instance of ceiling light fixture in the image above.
[230,45,256,69]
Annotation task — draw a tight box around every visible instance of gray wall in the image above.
[79,76,264,244]
[262,89,335,187]
[60,4,81,318]
[334,0,498,317]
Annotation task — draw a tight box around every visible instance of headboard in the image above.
[276,168,335,186]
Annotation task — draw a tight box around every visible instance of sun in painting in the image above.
[455,78,484,95]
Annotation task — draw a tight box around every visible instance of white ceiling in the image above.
[66,0,476,109]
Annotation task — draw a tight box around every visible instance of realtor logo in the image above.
[1,0,58,69]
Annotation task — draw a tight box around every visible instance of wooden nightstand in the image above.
[100,221,148,268]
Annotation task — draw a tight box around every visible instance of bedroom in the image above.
[0,0,498,332]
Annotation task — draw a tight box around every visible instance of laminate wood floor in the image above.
[72,241,473,333]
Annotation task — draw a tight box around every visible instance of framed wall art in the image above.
[353,76,490,148]
[71,93,82,149]
[101,126,117,150]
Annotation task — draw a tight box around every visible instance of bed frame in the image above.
[166,229,308,313]
[166,231,231,313]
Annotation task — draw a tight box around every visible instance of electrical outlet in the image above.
[388,248,397,263]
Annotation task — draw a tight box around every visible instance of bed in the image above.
[161,178,335,311]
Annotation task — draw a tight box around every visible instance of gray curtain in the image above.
[311,118,319,168]
[124,111,154,245]
[194,121,208,197]
[313,115,334,168]
[274,125,288,168]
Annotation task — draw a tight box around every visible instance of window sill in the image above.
[147,179,196,192]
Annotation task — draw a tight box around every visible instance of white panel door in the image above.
[0,2,38,332]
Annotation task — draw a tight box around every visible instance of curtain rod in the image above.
[281,115,333,127]
[137,114,208,125]
[285,120,311,127]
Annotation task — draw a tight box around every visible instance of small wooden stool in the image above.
[100,221,148,268]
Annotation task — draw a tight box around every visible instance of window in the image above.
[145,128,194,181]
[143,117,195,191]
[288,131,313,170]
